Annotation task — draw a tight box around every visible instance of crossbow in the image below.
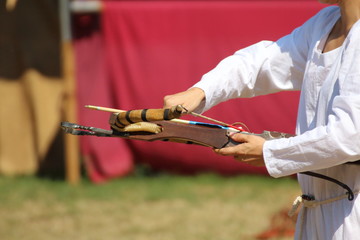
[61,105,356,201]
[61,105,293,149]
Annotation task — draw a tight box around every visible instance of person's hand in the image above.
[214,133,266,167]
[163,87,205,113]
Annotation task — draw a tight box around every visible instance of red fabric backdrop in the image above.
[74,1,325,182]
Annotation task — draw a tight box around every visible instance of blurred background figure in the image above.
[0,0,65,177]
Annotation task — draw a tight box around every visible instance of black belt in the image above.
[300,160,360,201]
[347,160,360,165]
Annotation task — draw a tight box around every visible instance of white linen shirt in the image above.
[193,6,360,240]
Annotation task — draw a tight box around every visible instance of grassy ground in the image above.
[0,173,300,240]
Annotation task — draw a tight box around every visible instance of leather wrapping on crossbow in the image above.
[112,105,183,128]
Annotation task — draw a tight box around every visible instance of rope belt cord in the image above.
[289,190,360,240]
[288,190,360,217]
[288,170,356,217]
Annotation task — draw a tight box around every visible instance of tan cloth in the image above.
[0,70,63,175]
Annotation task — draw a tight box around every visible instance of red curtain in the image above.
[75,1,325,182]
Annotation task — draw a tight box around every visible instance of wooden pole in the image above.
[59,0,80,184]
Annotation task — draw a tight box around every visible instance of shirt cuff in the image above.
[263,139,295,178]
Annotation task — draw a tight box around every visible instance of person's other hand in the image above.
[214,133,266,167]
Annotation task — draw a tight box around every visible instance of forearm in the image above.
[193,40,304,113]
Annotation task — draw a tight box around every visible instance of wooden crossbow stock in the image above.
[61,105,294,148]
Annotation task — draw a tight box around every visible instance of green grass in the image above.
[0,174,300,240]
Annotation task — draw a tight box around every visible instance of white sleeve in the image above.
[192,21,312,113]
[264,22,360,178]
